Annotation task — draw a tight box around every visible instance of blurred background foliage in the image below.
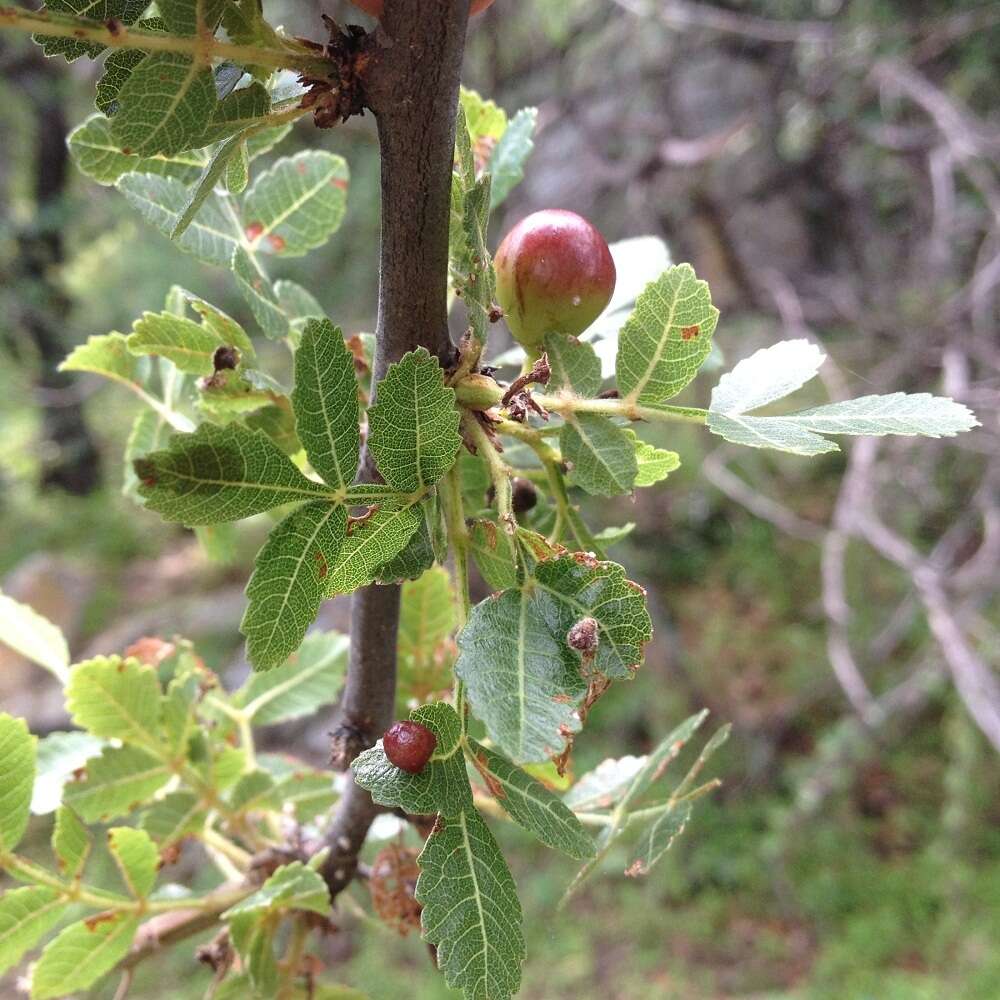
[1,1,999,997]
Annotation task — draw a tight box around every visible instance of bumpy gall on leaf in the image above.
[383,720,437,774]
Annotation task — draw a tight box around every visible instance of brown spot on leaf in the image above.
[314,551,328,579]
[624,860,647,878]
[245,221,264,242]
[479,520,498,550]
[84,911,118,931]
[681,324,701,340]
[331,177,347,190]
[471,753,506,800]
[267,234,286,252]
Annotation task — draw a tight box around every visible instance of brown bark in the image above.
[321,0,471,897]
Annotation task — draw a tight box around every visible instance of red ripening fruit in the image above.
[383,721,437,774]
[494,209,616,353]
[348,0,495,18]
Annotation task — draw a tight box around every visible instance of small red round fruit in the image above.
[494,209,616,353]
[348,0,495,18]
[383,721,437,774]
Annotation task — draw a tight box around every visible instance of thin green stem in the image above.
[278,915,311,999]
[535,393,708,425]
[442,464,472,725]
[201,826,254,871]
[463,414,513,525]
[572,784,721,830]
[0,851,251,914]
[0,7,331,75]
[204,698,255,772]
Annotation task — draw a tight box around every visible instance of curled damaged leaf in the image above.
[455,553,652,764]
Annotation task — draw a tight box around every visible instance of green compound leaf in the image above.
[544,333,602,398]
[275,280,325,325]
[108,826,159,898]
[375,498,442,584]
[450,107,495,345]
[0,714,35,852]
[257,756,336,823]
[226,914,278,996]
[127,311,233,376]
[176,291,254,356]
[0,589,70,684]
[31,912,139,1000]
[241,151,349,257]
[469,520,519,592]
[228,771,277,814]
[467,740,595,860]
[616,263,720,404]
[63,745,171,824]
[34,0,147,62]
[135,423,331,525]
[52,806,91,879]
[96,47,146,117]
[624,430,680,487]
[169,134,248,241]
[68,115,205,186]
[221,859,333,997]
[353,702,472,817]
[0,887,64,978]
[460,88,508,144]
[118,172,240,267]
[627,802,692,878]
[241,502,348,672]
[367,348,461,493]
[416,808,525,1000]
[292,319,360,491]
[124,410,172,501]
[561,413,638,497]
[111,51,217,157]
[455,555,652,763]
[562,755,647,813]
[139,791,206,848]
[31,731,104,815]
[59,332,143,392]
[617,710,710,810]
[199,80,272,145]
[158,0,225,35]
[230,245,289,339]
[226,138,250,193]
[397,567,455,703]
[706,341,980,455]
[236,630,348,725]
[489,106,537,209]
[223,861,331,919]
[66,656,163,747]
[323,503,422,597]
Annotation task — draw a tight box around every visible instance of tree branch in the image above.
[321,0,470,898]
[0,6,329,74]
